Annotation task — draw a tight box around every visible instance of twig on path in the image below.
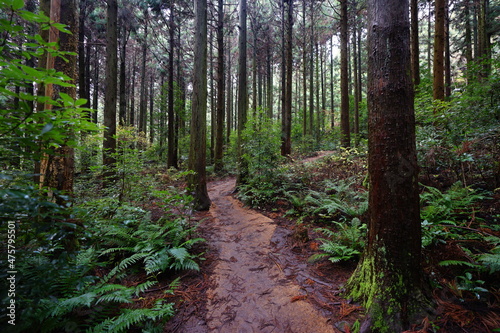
[268,252,283,272]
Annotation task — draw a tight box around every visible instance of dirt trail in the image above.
[198,177,335,333]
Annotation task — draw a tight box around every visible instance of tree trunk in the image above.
[214,0,225,173]
[92,45,99,123]
[465,0,473,83]
[119,24,129,126]
[78,0,89,113]
[352,24,359,145]
[281,0,293,156]
[444,2,451,98]
[346,0,427,330]
[340,0,350,147]
[411,0,420,86]
[149,72,154,143]
[167,7,177,168]
[41,0,77,207]
[433,0,446,101]
[236,0,249,185]
[139,8,148,134]
[226,34,233,144]
[187,0,211,211]
[103,0,118,180]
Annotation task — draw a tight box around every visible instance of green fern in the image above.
[478,246,500,274]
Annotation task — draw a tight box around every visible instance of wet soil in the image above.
[166,174,354,332]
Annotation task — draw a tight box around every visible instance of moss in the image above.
[345,246,425,333]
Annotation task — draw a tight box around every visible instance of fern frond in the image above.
[438,260,479,268]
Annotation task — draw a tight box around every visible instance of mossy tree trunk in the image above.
[187,0,211,211]
[345,0,428,331]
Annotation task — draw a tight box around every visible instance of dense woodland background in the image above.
[0,0,499,331]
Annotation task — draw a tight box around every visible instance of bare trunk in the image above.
[214,0,225,173]
[187,0,211,210]
[433,0,446,101]
[346,0,426,330]
[281,0,293,156]
[340,0,350,147]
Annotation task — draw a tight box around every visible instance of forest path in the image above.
[201,177,335,333]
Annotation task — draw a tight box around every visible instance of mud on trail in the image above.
[166,169,351,332]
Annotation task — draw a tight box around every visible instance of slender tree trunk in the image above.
[465,0,473,83]
[92,45,99,123]
[346,0,426,330]
[444,2,451,98]
[226,35,233,144]
[78,0,89,113]
[330,37,335,130]
[266,44,273,119]
[119,24,129,126]
[309,4,314,137]
[340,0,350,147]
[187,0,211,211]
[214,0,225,173]
[281,0,293,156]
[103,0,118,180]
[433,0,446,101]
[302,0,308,136]
[129,55,136,127]
[167,9,177,168]
[411,0,420,86]
[139,8,148,134]
[237,0,249,185]
[149,73,154,143]
[352,25,359,145]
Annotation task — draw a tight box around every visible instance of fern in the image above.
[478,246,500,274]
[438,260,479,268]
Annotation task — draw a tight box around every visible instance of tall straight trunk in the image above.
[266,45,273,119]
[188,0,211,211]
[427,1,432,73]
[78,0,89,112]
[309,4,314,137]
[444,2,451,98]
[42,0,77,207]
[433,0,446,101]
[119,24,128,126]
[281,0,293,156]
[411,0,420,86]
[237,0,249,184]
[209,28,215,162]
[103,0,118,177]
[92,45,99,123]
[340,0,350,147]
[476,0,489,77]
[465,0,473,83]
[139,8,148,134]
[315,42,320,142]
[320,44,326,133]
[149,73,154,143]
[159,73,166,157]
[226,35,233,144]
[214,0,225,173]
[129,56,136,127]
[167,9,177,168]
[330,37,335,130]
[302,0,308,135]
[352,25,359,144]
[346,0,425,330]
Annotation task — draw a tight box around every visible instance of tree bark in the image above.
[410,0,420,86]
[103,0,118,180]
[139,7,149,134]
[167,6,178,168]
[214,0,225,173]
[236,0,249,185]
[433,0,446,101]
[346,0,427,330]
[340,0,350,147]
[281,0,293,156]
[187,0,211,211]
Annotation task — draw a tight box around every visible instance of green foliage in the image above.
[310,218,366,263]
[420,182,486,247]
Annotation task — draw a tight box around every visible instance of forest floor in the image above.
[161,151,500,333]
[164,152,359,333]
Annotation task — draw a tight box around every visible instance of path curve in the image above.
[202,178,335,333]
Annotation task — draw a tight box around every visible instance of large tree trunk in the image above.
[281,0,293,156]
[339,0,350,147]
[119,24,129,126]
[214,0,225,173]
[187,0,211,211]
[41,0,77,206]
[236,0,249,185]
[433,0,446,101]
[103,0,118,180]
[346,0,427,330]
